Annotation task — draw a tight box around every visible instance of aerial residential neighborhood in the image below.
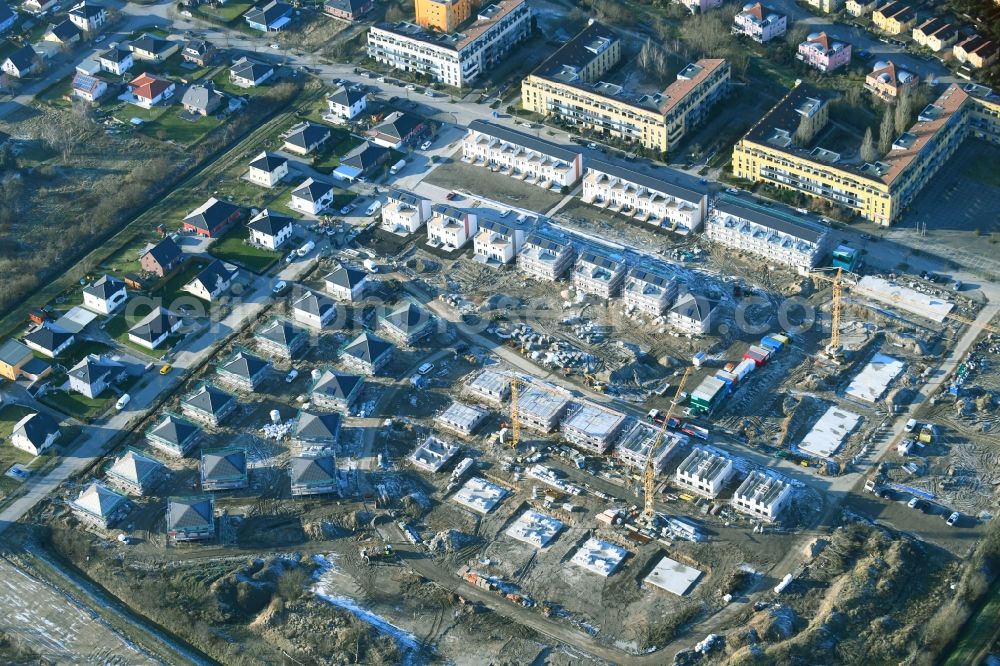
[0,0,998,662]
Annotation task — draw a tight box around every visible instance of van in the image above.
[363,259,378,272]
[365,200,382,216]
[904,418,917,432]
[115,394,131,411]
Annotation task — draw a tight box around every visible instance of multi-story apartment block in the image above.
[580,159,707,234]
[954,35,998,69]
[845,0,878,16]
[733,2,787,43]
[462,120,582,189]
[416,0,476,32]
[706,192,830,272]
[367,0,531,87]
[427,204,479,250]
[517,233,577,281]
[872,1,916,35]
[732,469,793,521]
[622,268,678,315]
[865,60,917,101]
[733,82,1000,226]
[804,0,840,12]
[382,189,432,236]
[675,446,735,498]
[521,22,730,154]
[572,251,626,299]
[911,18,957,52]
[473,218,527,265]
[797,32,851,73]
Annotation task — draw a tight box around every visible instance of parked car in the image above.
[159,364,173,375]
[420,139,433,150]
[269,43,280,49]
[285,368,299,383]
[272,280,288,295]
[405,84,416,91]
[445,191,459,201]
[116,394,131,411]
[905,418,917,432]
[907,497,922,510]
[365,200,382,216]
[339,203,355,215]
[418,362,435,375]
[946,511,960,526]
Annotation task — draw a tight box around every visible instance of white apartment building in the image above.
[675,446,735,498]
[382,189,432,236]
[462,120,582,190]
[367,0,531,88]
[622,268,678,315]
[581,160,706,234]
[473,218,526,265]
[732,469,793,521]
[733,2,787,43]
[517,233,577,281]
[572,251,626,299]
[706,192,830,272]
[427,204,478,250]
[667,292,716,335]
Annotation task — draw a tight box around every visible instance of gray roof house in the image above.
[181,82,225,116]
[23,326,74,358]
[181,383,237,427]
[290,455,339,496]
[68,354,125,399]
[216,348,271,392]
[229,56,274,87]
[378,302,434,346]
[184,260,238,302]
[105,448,164,496]
[291,289,337,329]
[11,412,61,456]
[2,45,38,78]
[283,121,331,156]
[309,369,364,411]
[323,264,368,301]
[127,307,181,350]
[292,410,341,454]
[167,496,215,541]
[254,317,307,358]
[145,412,201,456]
[200,446,248,491]
[340,331,394,375]
[70,481,129,528]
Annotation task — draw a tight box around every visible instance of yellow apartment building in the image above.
[415,0,477,32]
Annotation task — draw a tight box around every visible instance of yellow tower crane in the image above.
[510,378,522,451]
[643,367,691,522]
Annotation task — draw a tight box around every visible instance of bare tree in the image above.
[39,112,93,161]
[30,54,48,77]
[894,87,913,134]
[384,2,404,23]
[878,104,894,155]
[794,112,816,146]
[637,39,671,80]
[860,127,877,162]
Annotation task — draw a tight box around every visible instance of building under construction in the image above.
[465,369,511,405]
[517,385,572,433]
[560,401,626,453]
[732,469,793,521]
[675,446,735,498]
[615,421,688,472]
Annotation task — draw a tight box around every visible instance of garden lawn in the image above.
[209,225,282,273]
[40,388,110,421]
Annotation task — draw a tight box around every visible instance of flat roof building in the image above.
[505,509,563,548]
[615,421,688,472]
[517,385,571,433]
[560,401,626,454]
[409,435,460,473]
[465,369,511,405]
[675,446,735,498]
[732,469,793,521]
[570,537,627,576]
[435,400,489,436]
[644,555,702,595]
[452,476,507,514]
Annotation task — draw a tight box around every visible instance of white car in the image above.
[946,511,960,526]
[285,369,299,383]
[272,280,287,294]
[115,394,131,411]
[424,90,435,97]
[269,43,280,49]
[417,362,435,375]
[420,139,433,150]
[405,84,416,91]
[94,34,106,43]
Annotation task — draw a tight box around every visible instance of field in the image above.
[209,226,283,273]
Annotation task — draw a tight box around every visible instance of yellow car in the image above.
[159,364,173,375]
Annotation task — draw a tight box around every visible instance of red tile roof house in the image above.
[182,197,243,237]
[126,72,176,109]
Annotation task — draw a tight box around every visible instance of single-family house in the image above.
[184,260,238,302]
[182,197,242,237]
[98,46,132,75]
[23,326,74,358]
[309,368,363,411]
[216,348,270,392]
[44,19,82,45]
[324,264,368,301]
[82,275,127,314]
[381,189,431,235]
[200,446,248,491]
[254,317,308,358]
[290,455,339,496]
[370,111,425,149]
[22,0,57,12]
[246,151,288,187]
[68,2,107,32]
[127,72,175,108]
[378,302,434,345]
[105,448,164,496]
[146,412,201,456]
[668,292,716,335]
[323,0,372,21]
[337,141,388,180]
[0,3,16,34]
[283,121,331,156]
[340,331,393,375]
[166,496,215,541]
[127,307,181,350]
[289,177,335,215]
[139,236,184,277]
[247,209,294,250]
[70,481,129,528]
[0,339,47,381]
[291,290,337,329]
[2,45,37,79]
[71,72,107,102]
[181,82,225,116]
[229,56,274,87]
[244,0,292,32]
[11,412,60,456]
[182,383,237,427]
[68,354,125,399]
[326,84,367,121]
[128,33,179,61]
[292,410,341,454]
[182,39,217,66]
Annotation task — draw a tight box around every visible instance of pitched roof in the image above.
[670,292,716,322]
[167,496,214,531]
[342,331,393,364]
[72,72,106,94]
[184,384,235,416]
[142,236,182,268]
[129,71,174,100]
[183,197,240,232]
[230,56,273,81]
[68,354,122,385]
[373,111,422,141]
[292,290,335,318]
[148,413,200,446]
[247,208,293,236]
[324,265,367,290]
[340,141,387,171]
[84,274,125,300]
[12,412,59,447]
[48,19,81,41]
[190,259,236,295]
[201,446,247,481]
[291,177,334,203]
[290,456,337,485]
[24,326,73,352]
[181,82,224,112]
[0,338,31,365]
[284,121,330,150]
[69,2,104,19]
[294,410,342,442]
[587,159,705,203]
[73,482,126,518]
[99,46,131,63]
[4,45,37,72]
[128,307,180,343]
[382,302,431,335]
[324,0,369,14]
[244,0,291,26]
[108,449,162,485]
[248,151,287,172]
[0,3,14,23]
[256,318,306,347]
[129,33,171,54]
[328,84,367,107]
[219,350,269,380]
[311,369,363,402]
[183,38,215,56]
[713,191,828,243]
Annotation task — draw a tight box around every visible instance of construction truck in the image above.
[360,543,394,565]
